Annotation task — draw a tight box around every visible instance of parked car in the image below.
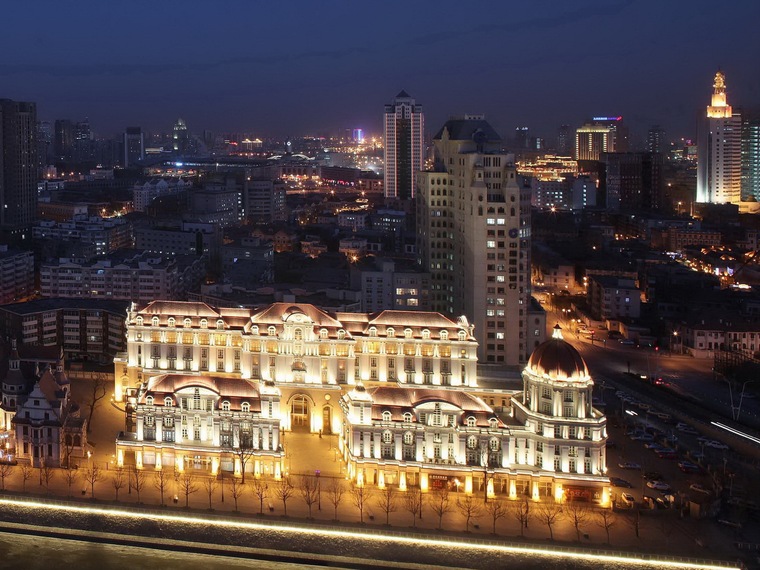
[705,440,729,450]
[646,480,672,492]
[676,423,698,435]
[654,497,671,509]
[689,483,711,495]
[656,449,678,459]
[621,493,635,506]
[678,460,700,473]
[618,462,642,470]
[644,442,664,450]
[611,477,633,488]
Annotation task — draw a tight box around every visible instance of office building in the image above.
[575,117,627,161]
[647,125,665,155]
[384,91,424,200]
[124,127,145,167]
[602,152,663,212]
[417,115,532,366]
[0,99,38,244]
[697,71,742,204]
[556,125,572,155]
[741,115,760,201]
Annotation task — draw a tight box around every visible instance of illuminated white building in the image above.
[697,71,742,204]
[115,301,608,503]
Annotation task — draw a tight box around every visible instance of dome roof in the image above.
[526,325,589,381]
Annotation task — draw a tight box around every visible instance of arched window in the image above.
[217,319,224,330]
[458,331,466,341]
[489,437,500,451]
[251,325,259,335]
[338,329,345,340]
[369,327,377,337]
[242,402,250,413]
[222,401,230,412]
[489,418,499,430]
[421,329,430,339]
[403,431,414,445]
[164,397,173,407]
[152,317,159,327]
[403,412,413,424]
[184,318,191,328]
[466,416,476,427]
[404,328,413,339]
[467,435,478,449]
[382,430,393,444]
[440,330,448,341]
[200,319,208,329]
[320,328,328,339]
[268,326,276,336]
[168,317,175,327]
[136,316,143,326]
[387,328,395,338]
[382,411,391,422]
[294,328,303,341]
[146,396,154,406]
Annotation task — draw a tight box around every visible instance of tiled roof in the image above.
[143,374,260,401]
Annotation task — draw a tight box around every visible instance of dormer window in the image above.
[422,329,430,340]
[440,330,448,341]
[252,325,259,335]
[222,401,230,412]
[387,327,395,338]
[217,319,224,330]
[242,402,250,413]
[184,318,191,328]
[458,331,466,342]
[136,316,143,326]
[382,411,391,422]
[404,328,412,339]
[268,326,276,336]
[369,327,377,337]
[319,328,328,339]
[489,418,499,430]
[152,317,159,327]
[466,416,476,427]
[403,412,413,424]
[146,396,154,406]
[168,317,175,327]
[164,397,173,407]
[338,329,345,340]
[200,319,208,329]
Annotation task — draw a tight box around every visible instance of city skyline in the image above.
[1,1,759,141]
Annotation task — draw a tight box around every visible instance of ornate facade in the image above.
[116,301,609,503]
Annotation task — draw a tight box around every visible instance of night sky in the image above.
[2,0,759,143]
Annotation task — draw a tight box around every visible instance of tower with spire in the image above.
[697,70,742,204]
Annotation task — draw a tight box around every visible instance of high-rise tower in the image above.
[384,91,424,200]
[417,115,531,366]
[697,71,742,204]
[0,99,37,244]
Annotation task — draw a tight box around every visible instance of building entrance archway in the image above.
[291,395,310,431]
[322,405,332,434]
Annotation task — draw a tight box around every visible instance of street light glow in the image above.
[0,497,740,570]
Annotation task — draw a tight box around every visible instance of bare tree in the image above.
[84,464,103,498]
[536,503,563,541]
[20,464,34,492]
[511,499,532,537]
[349,483,374,523]
[275,477,295,515]
[456,495,483,532]
[64,467,78,497]
[565,501,591,541]
[0,463,14,491]
[132,468,147,503]
[153,469,170,506]
[229,475,246,511]
[375,485,399,526]
[202,477,218,510]
[86,374,109,433]
[626,508,641,538]
[40,461,55,493]
[484,498,508,535]
[298,475,320,519]
[402,487,424,528]
[429,487,452,530]
[326,478,345,521]
[180,473,199,507]
[111,467,126,501]
[222,431,256,483]
[251,478,269,514]
[596,509,617,545]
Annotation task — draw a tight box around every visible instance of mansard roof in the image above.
[249,302,343,328]
[142,374,260,402]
